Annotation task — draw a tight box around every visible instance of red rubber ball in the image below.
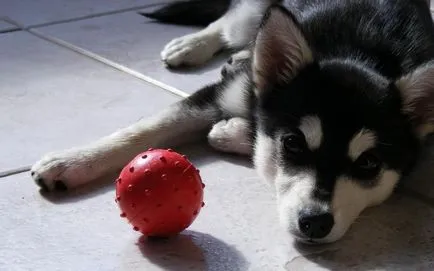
[115,149,205,237]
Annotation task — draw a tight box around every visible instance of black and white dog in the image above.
[31,0,434,244]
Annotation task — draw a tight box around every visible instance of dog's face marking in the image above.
[348,129,377,161]
[299,115,323,150]
[251,7,427,243]
[255,78,412,243]
[218,74,250,117]
[253,131,278,184]
[325,169,400,242]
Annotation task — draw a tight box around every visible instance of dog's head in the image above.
[252,7,434,243]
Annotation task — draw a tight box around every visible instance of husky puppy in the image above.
[31,0,434,243]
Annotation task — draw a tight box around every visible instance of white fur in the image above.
[275,168,329,240]
[208,117,252,155]
[160,21,224,67]
[221,0,272,48]
[324,170,400,242]
[396,61,434,109]
[396,61,434,138]
[230,50,251,62]
[218,74,250,117]
[160,0,272,67]
[299,115,323,150]
[348,129,377,161]
[253,131,278,185]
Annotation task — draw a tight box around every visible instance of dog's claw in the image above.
[54,181,68,191]
[162,59,172,69]
[36,177,49,192]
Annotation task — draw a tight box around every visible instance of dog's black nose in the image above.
[298,211,334,239]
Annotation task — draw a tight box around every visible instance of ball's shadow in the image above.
[137,230,248,271]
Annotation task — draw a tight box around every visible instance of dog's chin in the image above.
[294,236,322,245]
[289,226,348,245]
[287,230,328,245]
[293,235,343,245]
[293,235,332,245]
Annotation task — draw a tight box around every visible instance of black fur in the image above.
[139,0,231,26]
[286,0,434,78]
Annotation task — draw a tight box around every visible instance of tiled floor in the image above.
[1,0,169,27]
[1,1,434,271]
[40,11,225,93]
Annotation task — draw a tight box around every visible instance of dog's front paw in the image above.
[161,33,220,68]
[208,118,252,155]
[31,150,98,192]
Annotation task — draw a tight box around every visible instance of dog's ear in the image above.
[253,7,313,95]
[396,62,434,138]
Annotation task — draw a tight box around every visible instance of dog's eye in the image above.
[353,151,382,178]
[282,132,307,155]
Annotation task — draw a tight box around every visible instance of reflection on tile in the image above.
[0,31,179,171]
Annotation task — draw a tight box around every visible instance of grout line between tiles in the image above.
[3,18,190,99]
[1,12,190,178]
[0,19,20,33]
[0,166,31,178]
[1,2,170,31]
[0,28,21,34]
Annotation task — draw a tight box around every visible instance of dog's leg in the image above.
[161,0,270,68]
[31,85,226,191]
[31,71,252,191]
[208,117,253,155]
[208,67,254,155]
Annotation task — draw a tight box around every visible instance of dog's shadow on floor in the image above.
[41,141,252,204]
[289,192,434,270]
[136,230,248,271]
